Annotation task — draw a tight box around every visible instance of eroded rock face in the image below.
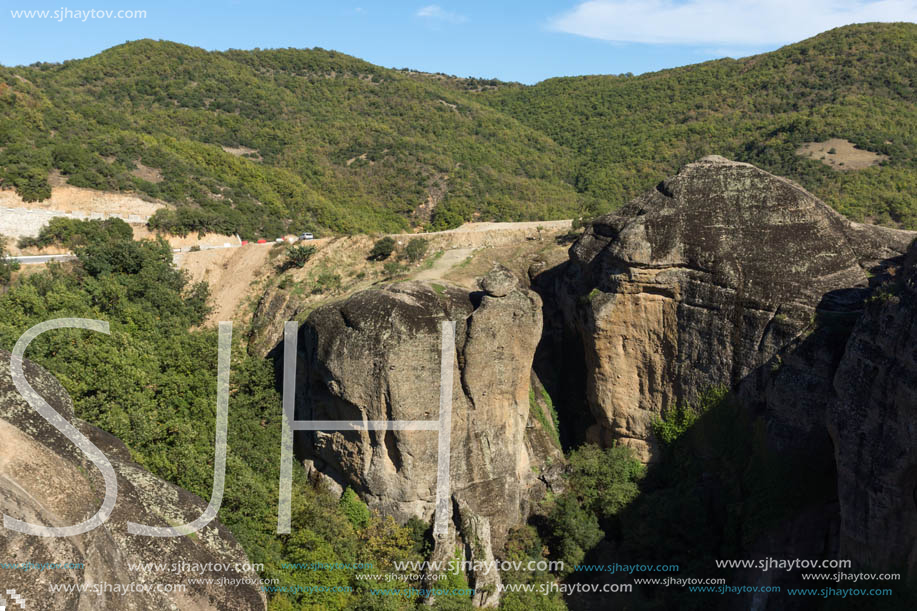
[555,156,913,460]
[0,351,266,611]
[830,243,917,579]
[295,274,562,591]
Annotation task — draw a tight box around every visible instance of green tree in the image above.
[403,237,429,263]
[368,237,396,261]
[0,235,20,286]
[566,444,643,518]
[339,487,370,529]
[547,494,603,573]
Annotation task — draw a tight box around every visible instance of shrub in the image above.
[368,237,396,261]
[339,487,370,529]
[312,270,342,294]
[283,244,316,269]
[0,235,20,286]
[383,261,405,277]
[402,237,428,263]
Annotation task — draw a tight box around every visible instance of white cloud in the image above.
[416,4,468,24]
[550,0,917,45]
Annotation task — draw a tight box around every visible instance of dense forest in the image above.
[482,22,917,227]
[0,23,914,237]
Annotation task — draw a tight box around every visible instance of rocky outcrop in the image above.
[548,155,913,461]
[0,351,266,611]
[294,272,563,603]
[269,156,914,599]
[830,242,917,579]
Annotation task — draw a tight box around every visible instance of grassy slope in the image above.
[0,23,914,237]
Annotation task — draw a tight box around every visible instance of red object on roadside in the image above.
[241,240,248,245]
[257,239,267,244]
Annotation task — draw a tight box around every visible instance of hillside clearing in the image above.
[796,138,889,170]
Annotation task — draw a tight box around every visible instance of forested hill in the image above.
[0,22,914,238]
[480,22,917,227]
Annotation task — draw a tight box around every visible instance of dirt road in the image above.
[413,248,475,282]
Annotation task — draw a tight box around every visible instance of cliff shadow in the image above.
[530,259,594,451]
[553,262,914,610]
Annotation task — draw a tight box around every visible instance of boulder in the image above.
[0,350,266,610]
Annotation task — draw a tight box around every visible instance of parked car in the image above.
[298,232,314,240]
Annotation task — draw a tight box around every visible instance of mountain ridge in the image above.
[0,22,913,238]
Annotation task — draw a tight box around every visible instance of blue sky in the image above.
[1,1,915,83]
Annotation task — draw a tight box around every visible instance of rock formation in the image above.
[830,242,917,580]
[294,272,563,605]
[0,350,266,611]
[546,155,913,460]
[276,156,915,601]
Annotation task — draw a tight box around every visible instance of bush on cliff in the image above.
[340,487,371,529]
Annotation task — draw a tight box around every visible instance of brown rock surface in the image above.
[294,275,563,602]
[553,156,913,460]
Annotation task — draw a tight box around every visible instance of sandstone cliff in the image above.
[0,350,266,611]
[294,272,563,605]
[269,156,915,605]
[544,155,913,461]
